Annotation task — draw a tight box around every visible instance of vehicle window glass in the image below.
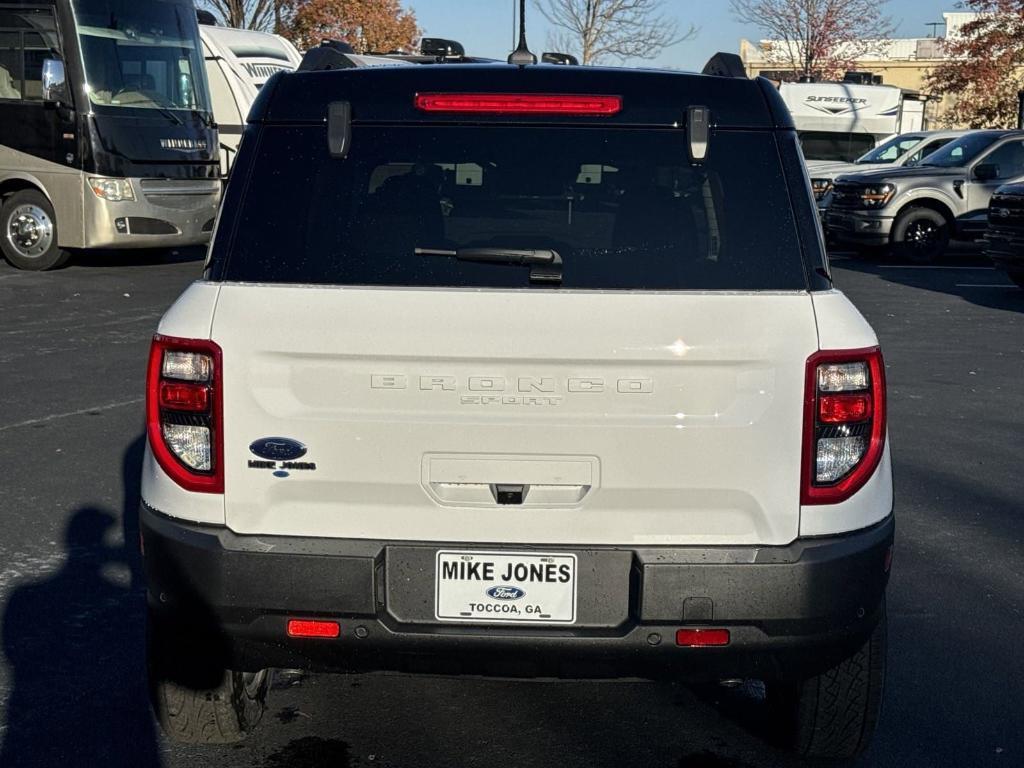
[220,126,809,291]
[0,31,21,100]
[919,133,1002,167]
[979,140,1024,180]
[857,135,924,164]
[0,10,59,101]
[904,138,952,167]
[799,132,876,163]
[74,0,210,113]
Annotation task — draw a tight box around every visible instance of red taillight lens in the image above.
[802,347,886,505]
[675,628,730,647]
[287,619,340,639]
[158,381,210,412]
[818,394,872,423]
[414,92,622,115]
[146,335,223,494]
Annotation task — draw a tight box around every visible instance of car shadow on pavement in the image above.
[830,250,1024,313]
[0,437,161,768]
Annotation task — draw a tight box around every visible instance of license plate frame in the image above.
[434,550,578,625]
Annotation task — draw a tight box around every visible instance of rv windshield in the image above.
[917,133,1002,168]
[73,0,210,113]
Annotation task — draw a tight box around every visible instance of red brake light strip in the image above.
[414,92,622,116]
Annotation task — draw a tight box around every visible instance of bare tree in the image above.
[534,0,695,65]
[198,0,276,31]
[731,0,893,80]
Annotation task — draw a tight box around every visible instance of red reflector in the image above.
[818,394,872,423]
[287,619,340,639]
[414,92,622,115]
[158,381,210,412]
[675,628,730,647]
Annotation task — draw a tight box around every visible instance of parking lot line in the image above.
[878,265,996,270]
[954,283,1015,288]
[0,398,144,432]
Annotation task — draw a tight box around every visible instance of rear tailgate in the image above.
[214,286,817,546]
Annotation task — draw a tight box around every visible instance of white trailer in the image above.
[199,24,302,173]
[778,81,926,163]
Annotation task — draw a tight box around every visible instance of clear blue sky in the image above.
[411,0,956,70]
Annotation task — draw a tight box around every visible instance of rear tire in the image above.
[0,189,71,270]
[769,609,887,760]
[147,609,269,744]
[1006,269,1024,289]
[890,207,950,264]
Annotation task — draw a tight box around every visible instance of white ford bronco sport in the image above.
[141,49,894,760]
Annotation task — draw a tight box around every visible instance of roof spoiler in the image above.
[702,52,747,79]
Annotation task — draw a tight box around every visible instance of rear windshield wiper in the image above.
[415,247,563,284]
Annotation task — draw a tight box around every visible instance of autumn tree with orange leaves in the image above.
[927,1,1024,128]
[280,0,419,53]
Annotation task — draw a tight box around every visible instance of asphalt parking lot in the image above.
[0,247,1020,767]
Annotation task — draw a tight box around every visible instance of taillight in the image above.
[146,335,223,493]
[414,92,622,116]
[802,347,886,505]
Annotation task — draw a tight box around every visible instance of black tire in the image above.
[770,610,887,760]
[890,207,950,264]
[0,189,71,270]
[147,609,269,744]
[1007,269,1024,289]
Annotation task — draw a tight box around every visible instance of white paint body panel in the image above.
[142,283,893,544]
[141,281,225,524]
[802,290,893,536]
[208,286,821,546]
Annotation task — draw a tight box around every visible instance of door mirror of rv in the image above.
[41,59,67,104]
[973,163,1000,182]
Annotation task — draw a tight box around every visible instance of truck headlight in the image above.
[858,184,895,209]
[88,177,135,202]
[811,178,833,201]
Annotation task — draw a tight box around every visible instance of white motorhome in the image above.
[779,80,928,163]
[198,23,302,172]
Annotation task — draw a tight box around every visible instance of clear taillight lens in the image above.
[161,423,212,471]
[803,348,886,505]
[146,336,223,493]
[162,350,212,382]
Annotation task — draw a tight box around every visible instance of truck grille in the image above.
[830,182,866,209]
[139,179,220,211]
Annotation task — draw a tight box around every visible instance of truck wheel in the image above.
[769,609,887,760]
[890,207,949,264]
[1006,269,1024,289]
[0,189,71,270]
[147,609,269,744]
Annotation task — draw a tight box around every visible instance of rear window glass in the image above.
[218,126,808,290]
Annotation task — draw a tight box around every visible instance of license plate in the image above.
[435,550,577,624]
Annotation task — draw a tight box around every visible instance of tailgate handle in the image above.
[493,484,525,505]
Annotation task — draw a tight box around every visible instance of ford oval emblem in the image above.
[249,437,307,461]
[486,585,525,601]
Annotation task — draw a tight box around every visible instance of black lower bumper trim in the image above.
[141,505,893,681]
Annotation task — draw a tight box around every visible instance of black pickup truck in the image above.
[984,181,1024,288]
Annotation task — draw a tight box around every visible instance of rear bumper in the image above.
[141,504,894,682]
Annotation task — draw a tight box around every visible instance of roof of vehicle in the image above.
[249,63,794,130]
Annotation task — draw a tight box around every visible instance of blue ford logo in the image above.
[249,437,307,461]
[486,586,525,601]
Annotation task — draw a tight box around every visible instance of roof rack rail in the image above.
[542,52,578,66]
[298,41,357,72]
[702,53,748,79]
[421,38,465,58]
